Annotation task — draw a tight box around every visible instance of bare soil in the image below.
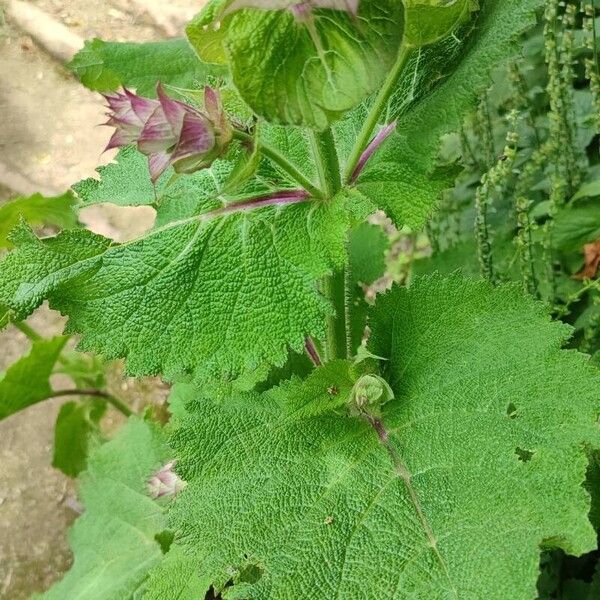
[0,1,199,597]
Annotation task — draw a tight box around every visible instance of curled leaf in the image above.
[403,0,479,47]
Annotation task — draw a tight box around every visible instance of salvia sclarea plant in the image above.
[2,0,600,598]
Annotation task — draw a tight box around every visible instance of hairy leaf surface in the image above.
[0,199,346,380]
[164,277,600,599]
[403,0,478,47]
[41,418,171,599]
[187,0,403,129]
[68,38,217,95]
[354,0,543,228]
[0,336,67,419]
[73,146,164,207]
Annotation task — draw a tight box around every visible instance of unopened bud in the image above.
[349,374,394,416]
[147,460,186,499]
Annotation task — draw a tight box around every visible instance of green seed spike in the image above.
[515,195,537,296]
[475,91,495,169]
[509,61,541,147]
[513,139,554,300]
[543,168,567,307]
[544,0,580,194]
[582,1,600,132]
[474,110,520,283]
[475,184,493,281]
[581,296,600,354]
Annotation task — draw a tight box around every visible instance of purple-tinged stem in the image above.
[208,189,311,219]
[349,121,397,184]
[304,337,323,366]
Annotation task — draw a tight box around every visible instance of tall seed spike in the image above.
[582,1,600,132]
[544,0,580,194]
[515,195,537,296]
[474,110,520,283]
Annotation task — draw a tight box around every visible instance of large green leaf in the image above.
[187,0,403,129]
[0,336,68,419]
[161,276,600,599]
[0,196,347,380]
[41,418,171,599]
[354,0,543,229]
[68,38,219,96]
[0,192,78,248]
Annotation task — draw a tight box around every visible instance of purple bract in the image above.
[103,84,232,182]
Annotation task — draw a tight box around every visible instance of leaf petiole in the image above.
[13,319,43,342]
[344,42,414,183]
[42,389,134,417]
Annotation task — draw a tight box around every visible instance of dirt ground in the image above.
[0,1,200,597]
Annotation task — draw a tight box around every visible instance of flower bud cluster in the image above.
[103,84,232,182]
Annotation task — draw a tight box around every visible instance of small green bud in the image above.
[349,374,395,416]
[403,0,479,48]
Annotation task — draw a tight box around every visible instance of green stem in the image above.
[233,129,325,199]
[344,43,413,182]
[13,320,132,417]
[322,271,348,361]
[45,388,134,417]
[308,128,349,360]
[13,319,42,341]
[308,128,342,197]
[13,319,73,367]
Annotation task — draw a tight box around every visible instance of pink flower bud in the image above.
[147,460,186,499]
[102,84,232,182]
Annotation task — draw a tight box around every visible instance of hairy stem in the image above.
[309,128,349,361]
[308,128,342,197]
[322,270,349,361]
[233,129,325,199]
[344,43,413,183]
[44,389,134,417]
